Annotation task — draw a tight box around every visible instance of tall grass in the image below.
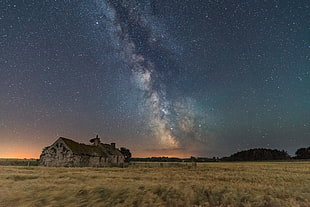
[0,162,309,207]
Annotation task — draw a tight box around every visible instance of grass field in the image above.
[0,162,309,207]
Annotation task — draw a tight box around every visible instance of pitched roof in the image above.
[58,137,123,157]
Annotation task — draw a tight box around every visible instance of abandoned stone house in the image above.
[39,136,125,167]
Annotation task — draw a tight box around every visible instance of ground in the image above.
[0,162,309,207]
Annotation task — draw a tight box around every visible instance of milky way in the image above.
[100,0,211,151]
[0,0,309,158]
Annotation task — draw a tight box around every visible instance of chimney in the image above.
[90,135,101,146]
[111,143,115,149]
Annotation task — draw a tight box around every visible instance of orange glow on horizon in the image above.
[0,145,41,159]
[0,139,194,159]
[0,152,189,159]
[5,149,191,159]
[133,150,192,158]
[0,152,40,159]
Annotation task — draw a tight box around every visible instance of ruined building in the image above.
[39,136,125,167]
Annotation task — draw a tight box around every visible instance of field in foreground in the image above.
[0,162,309,207]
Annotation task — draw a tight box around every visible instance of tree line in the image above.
[127,146,310,162]
[221,148,290,161]
[222,146,310,161]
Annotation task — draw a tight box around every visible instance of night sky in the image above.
[1,0,309,158]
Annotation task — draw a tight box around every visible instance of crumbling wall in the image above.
[39,140,75,167]
[39,139,125,167]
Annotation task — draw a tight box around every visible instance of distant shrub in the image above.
[222,148,291,161]
[295,147,310,159]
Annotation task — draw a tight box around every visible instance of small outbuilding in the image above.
[39,136,125,167]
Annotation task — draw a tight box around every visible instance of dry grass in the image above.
[0,162,309,207]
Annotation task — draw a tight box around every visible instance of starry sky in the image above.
[0,0,309,158]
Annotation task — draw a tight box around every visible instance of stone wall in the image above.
[40,138,125,167]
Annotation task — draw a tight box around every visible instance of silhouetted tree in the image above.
[295,147,310,159]
[222,148,291,161]
[120,147,132,162]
